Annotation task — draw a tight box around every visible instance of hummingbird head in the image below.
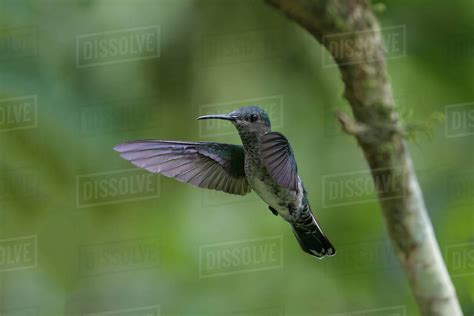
[197,106,271,137]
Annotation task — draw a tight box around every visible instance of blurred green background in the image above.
[0,0,473,315]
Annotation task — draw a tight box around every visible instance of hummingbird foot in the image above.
[268,206,278,216]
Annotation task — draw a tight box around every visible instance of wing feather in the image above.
[260,132,299,192]
[114,140,251,195]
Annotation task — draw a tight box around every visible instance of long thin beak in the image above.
[196,114,236,122]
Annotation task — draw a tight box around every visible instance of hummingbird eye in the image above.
[250,114,259,122]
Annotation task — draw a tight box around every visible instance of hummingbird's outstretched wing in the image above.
[114,140,251,195]
[260,132,299,192]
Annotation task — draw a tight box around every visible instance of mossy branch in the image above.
[264,0,463,314]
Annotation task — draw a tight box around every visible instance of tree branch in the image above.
[265,0,463,315]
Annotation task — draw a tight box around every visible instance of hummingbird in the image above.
[114,106,335,258]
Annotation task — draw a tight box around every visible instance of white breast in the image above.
[250,176,304,220]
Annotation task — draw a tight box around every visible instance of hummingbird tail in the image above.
[291,222,336,259]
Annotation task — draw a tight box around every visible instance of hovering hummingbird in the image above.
[114,106,335,258]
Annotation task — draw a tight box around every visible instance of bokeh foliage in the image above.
[0,0,473,315]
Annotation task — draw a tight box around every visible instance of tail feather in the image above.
[292,222,336,259]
